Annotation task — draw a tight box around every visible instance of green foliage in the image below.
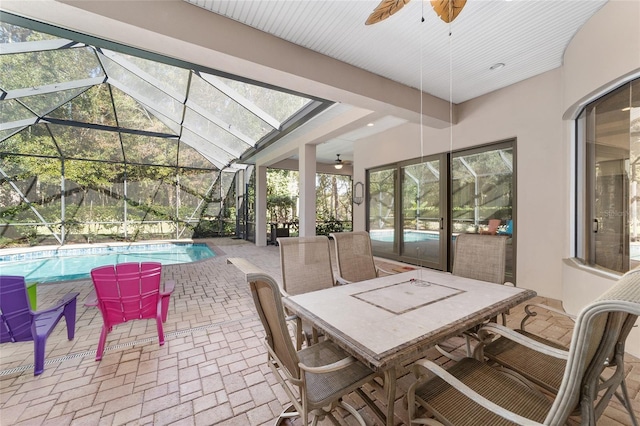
[1,21,340,247]
[267,194,296,223]
[316,173,352,223]
[192,219,235,237]
[0,235,14,248]
[267,169,298,223]
[264,169,353,227]
[14,224,39,246]
[315,217,345,236]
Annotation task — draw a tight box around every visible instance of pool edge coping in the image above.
[0,239,196,258]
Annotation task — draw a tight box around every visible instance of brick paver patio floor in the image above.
[1,238,638,425]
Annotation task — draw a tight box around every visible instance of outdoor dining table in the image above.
[282,268,537,426]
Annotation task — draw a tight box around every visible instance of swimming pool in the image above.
[370,230,440,243]
[0,242,215,283]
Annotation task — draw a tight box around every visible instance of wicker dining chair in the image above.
[474,270,640,426]
[278,236,336,294]
[407,268,640,426]
[437,233,509,360]
[329,231,393,283]
[277,236,336,349]
[227,258,378,426]
[451,233,508,285]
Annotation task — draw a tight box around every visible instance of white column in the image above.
[255,165,268,246]
[299,145,316,237]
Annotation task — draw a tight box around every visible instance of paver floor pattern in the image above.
[0,238,638,425]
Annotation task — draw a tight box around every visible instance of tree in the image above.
[267,169,298,223]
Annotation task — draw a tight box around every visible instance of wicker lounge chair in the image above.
[330,231,393,283]
[277,236,336,349]
[407,268,640,426]
[227,257,378,426]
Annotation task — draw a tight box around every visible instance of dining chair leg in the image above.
[616,379,639,426]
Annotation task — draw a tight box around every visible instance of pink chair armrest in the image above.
[161,280,176,296]
[159,280,175,323]
[84,290,98,307]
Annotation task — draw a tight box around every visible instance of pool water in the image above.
[0,243,215,283]
[371,230,440,243]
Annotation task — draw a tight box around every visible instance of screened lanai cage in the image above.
[0,15,329,247]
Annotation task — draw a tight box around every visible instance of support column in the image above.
[255,165,268,246]
[299,145,316,237]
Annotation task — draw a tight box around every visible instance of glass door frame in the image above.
[366,139,516,281]
[449,140,516,282]
[399,154,448,270]
[366,153,448,271]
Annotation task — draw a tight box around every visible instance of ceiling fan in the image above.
[365,0,467,25]
[334,154,352,170]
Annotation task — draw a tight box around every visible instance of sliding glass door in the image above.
[367,141,515,279]
[368,155,447,270]
[368,168,397,257]
[401,156,446,270]
[451,144,514,280]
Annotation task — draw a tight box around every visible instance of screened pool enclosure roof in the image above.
[0,16,331,245]
[0,17,330,171]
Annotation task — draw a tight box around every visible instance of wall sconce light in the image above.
[353,181,364,205]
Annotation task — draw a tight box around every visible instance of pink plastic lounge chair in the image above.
[0,275,78,375]
[86,262,175,360]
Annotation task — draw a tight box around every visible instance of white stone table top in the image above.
[283,269,536,371]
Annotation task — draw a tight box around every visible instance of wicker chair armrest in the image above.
[376,266,395,276]
[524,303,576,319]
[521,303,576,331]
[279,287,292,298]
[335,276,351,285]
[412,358,545,426]
[477,323,569,359]
[227,257,264,276]
[299,355,357,374]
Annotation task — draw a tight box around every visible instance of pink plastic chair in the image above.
[86,262,175,360]
[480,219,502,235]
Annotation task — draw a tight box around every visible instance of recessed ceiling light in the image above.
[621,107,631,112]
[490,63,505,71]
[367,123,374,127]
